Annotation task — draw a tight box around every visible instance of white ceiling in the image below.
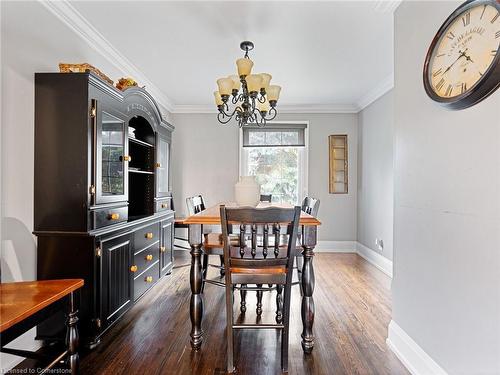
[67,1,395,112]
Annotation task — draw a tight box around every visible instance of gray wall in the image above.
[357,91,394,260]
[393,1,500,373]
[171,112,358,242]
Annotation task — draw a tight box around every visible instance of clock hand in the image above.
[442,49,468,75]
[464,53,474,63]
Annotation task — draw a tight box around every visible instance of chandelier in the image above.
[214,41,281,127]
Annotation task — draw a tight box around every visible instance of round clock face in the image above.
[424,0,500,109]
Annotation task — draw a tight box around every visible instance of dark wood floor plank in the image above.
[78,251,408,375]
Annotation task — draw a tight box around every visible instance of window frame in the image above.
[239,121,309,205]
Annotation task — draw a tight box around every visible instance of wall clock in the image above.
[423,0,500,110]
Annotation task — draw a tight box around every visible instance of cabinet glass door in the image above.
[95,107,128,204]
[156,135,170,197]
[102,112,125,195]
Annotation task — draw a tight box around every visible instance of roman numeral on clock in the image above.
[446,31,455,40]
[432,68,442,77]
[461,82,467,94]
[492,12,499,24]
[444,84,453,97]
[492,49,498,56]
[462,12,470,26]
[480,5,486,20]
[435,78,445,91]
[496,31,500,39]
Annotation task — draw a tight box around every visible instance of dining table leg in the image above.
[189,224,204,350]
[300,225,317,354]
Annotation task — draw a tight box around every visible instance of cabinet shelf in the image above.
[129,137,154,148]
[329,135,348,194]
[129,169,154,175]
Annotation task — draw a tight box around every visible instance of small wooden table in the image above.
[0,279,83,374]
[184,202,321,353]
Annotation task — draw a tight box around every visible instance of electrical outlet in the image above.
[375,238,384,251]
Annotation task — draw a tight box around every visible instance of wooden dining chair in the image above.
[220,204,301,374]
[260,194,272,202]
[301,196,320,216]
[169,193,191,252]
[186,195,225,290]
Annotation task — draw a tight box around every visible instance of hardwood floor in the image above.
[79,251,408,375]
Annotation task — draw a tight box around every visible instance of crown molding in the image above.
[356,74,394,111]
[39,0,393,116]
[171,103,359,114]
[277,104,359,114]
[38,0,175,113]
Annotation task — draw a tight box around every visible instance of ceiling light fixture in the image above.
[214,41,281,127]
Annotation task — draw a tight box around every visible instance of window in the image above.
[240,123,308,205]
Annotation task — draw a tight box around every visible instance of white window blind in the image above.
[242,123,306,147]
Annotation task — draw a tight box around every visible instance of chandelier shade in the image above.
[215,41,281,127]
[245,74,263,93]
[228,75,241,91]
[267,85,282,102]
[216,78,233,96]
[260,73,272,91]
[214,91,223,106]
[236,58,254,76]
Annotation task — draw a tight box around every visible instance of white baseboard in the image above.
[356,242,393,278]
[387,320,448,375]
[315,241,357,252]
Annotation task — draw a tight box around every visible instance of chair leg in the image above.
[275,284,283,324]
[281,287,291,373]
[225,285,235,374]
[219,255,225,277]
[256,285,263,316]
[281,324,289,373]
[240,284,247,313]
[201,254,208,293]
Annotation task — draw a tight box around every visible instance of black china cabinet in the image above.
[34,72,174,347]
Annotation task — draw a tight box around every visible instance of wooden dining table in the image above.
[183,202,321,354]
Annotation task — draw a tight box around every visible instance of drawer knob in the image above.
[161,203,168,209]
[145,254,153,261]
[130,265,138,273]
[145,276,153,283]
[160,246,166,253]
[108,213,120,220]
[155,162,161,168]
[145,232,153,239]
[121,155,132,162]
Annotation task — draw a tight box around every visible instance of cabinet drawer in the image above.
[93,206,128,229]
[134,262,159,301]
[155,198,172,213]
[134,223,159,250]
[131,243,159,276]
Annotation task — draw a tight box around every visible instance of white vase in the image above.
[234,176,261,207]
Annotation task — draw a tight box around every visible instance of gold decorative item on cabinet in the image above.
[58,63,113,86]
[116,77,138,91]
[329,135,348,194]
